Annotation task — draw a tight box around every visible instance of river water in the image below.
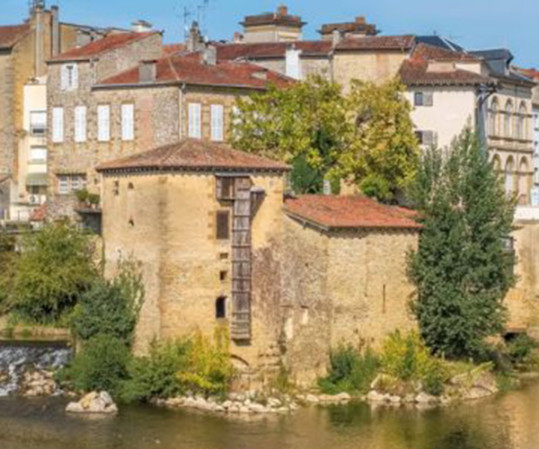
[1,381,539,449]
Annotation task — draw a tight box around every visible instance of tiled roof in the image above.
[284,195,422,230]
[216,41,333,60]
[96,139,290,173]
[49,32,159,61]
[241,12,305,28]
[319,17,378,36]
[163,43,186,55]
[97,52,293,89]
[335,35,415,51]
[517,68,539,81]
[400,43,494,87]
[0,24,30,49]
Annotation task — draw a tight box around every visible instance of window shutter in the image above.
[71,64,79,89]
[97,105,110,141]
[216,210,230,240]
[60,65,68,90]
[188,103,202,138]
[121,104,134,141]
[74,106,87,142]
[52,107,64,142]
[211,104,224,141]
[424,92,434,107]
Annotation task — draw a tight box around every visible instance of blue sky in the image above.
[4,0,538,68]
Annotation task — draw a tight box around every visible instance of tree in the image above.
[13,222,98,324]
[230,75,350,194]
[340,79,420,201]
[230,76,419,200]
[407,129,516,359]
[0,229,17,313]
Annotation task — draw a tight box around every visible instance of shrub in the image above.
[12,222,97,324]
[59,334,132,395]
[380,331,432,381]
[120,339,191,402]
[74,189,89,204]
[319,344,379,394]
[70,260,144,346]
[507,334,537,368]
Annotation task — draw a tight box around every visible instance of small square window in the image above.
[219,270,227,281]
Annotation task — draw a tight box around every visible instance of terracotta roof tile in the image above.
[517,68,539,81]
[50,32,159,61]
[241,11,305,28]
[96,139,290,173]
[163,43,186,55]
[335,35,415,51]
[216,41,332,60]
[284,195,422,230]
[319,17,378,36]
[97,52,293,89]
[0,24,30,49]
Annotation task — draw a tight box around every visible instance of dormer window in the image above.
[61,63,79,91]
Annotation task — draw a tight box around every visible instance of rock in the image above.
[403,393,416,403]
[276,406,290,413]
[67,391,118,415]
[214,405,225,413]
[334,392,351,402]
[222,400,232,410]
[88,397,107,413]
[66,401,85,413]
[99,391,114,406]
[305,394,319,403]
[80,392,98,409]
[389,395,402,404]
[239,406,251,414]
[249,403,267,413]
[415,392,438,404]
[267,398,281,408]
[105,403,118,414]
[289,402,299,411]
[367,390,388,402]
[463,387,491,401]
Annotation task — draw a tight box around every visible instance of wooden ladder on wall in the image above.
[230,177,253,341]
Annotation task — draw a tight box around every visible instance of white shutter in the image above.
[188,103,202,138]
[52,107,64,142]
[210,104,224,141]
[285,48,302,80]
[71,64,79,89]
[97,105,110,142]
[60,65,68,90]
[74,106,87,142]
[121,104,134,141]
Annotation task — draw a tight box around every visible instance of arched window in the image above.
[215,297,226,319]
[517,102,527,140]
[518,157,530,205]
[505,157,515,197]
[489,97,498,136]
[492,154,501,171]
[504,100,513,138]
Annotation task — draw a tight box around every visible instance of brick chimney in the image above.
[277,5,289,16]
[355,16,366,24]
[202,45,217,65]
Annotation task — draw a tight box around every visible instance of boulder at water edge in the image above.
[66,391,118,415]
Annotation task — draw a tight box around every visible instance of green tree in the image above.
[12,222,97,324]
[0,230,17,313]
[340,78,420,201]
[230,75,350,193]
[408,129,515,359]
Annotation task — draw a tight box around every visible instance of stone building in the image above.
[0,2,124,220]
[46,29,291,219]
[239,5,306,43]
[318,16,379,41]
[97,139,422,383]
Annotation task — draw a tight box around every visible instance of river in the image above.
[1,381,539,449]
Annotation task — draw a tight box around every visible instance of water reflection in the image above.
[1,382,538,449]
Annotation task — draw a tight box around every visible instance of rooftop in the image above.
[335,35,415,51]
[284,195,422,230]
[319,16,378,36]
[0,24,30,49]
[97,51,293,90]
[241,5,306,28]
[49,31,159,62]
[96,139,290,173]
[216,41,333,60]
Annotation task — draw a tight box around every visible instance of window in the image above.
[121,104,134,141]
[489,98,498,136]
[57,174,87,195]
[188,103,202,138]
[504,101,513,138]
[113,180,120,196]
[517,103,527,140]
[216,210,230,240]
[29,111,47,136]
[216,177,235,200]
[505,158,515,196]
[74,106,87,142]
[29,147,47,163]
[216,297,226,319]
[210,104,224,141]
[97,105,110,142]
[415,130,437,147]
[61,63,78,91]
[52,107,64,143]
[414,91,433,107]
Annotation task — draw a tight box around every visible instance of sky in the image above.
[3,0,538,68]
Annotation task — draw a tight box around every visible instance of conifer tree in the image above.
[408,129,516,359]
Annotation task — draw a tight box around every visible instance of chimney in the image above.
[233,32,244,43]
[34,2,44,76]
[202,45,217,65]
[131,20,153,33]
[186,21,205,52]
[277,5,289,16]
[332,30,342,47]
[139,60,157,83]
[355,16,366,24]
[51,5,60,57]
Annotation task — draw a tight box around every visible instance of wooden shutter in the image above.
[74,106,87,142]
[188,103,201,138]
[216,210,230,240]
[211,104,224,141]
[97,105,110,141]
[121,104,134,141]
[52,107,64,142]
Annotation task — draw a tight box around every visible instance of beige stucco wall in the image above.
[405,87,477,149]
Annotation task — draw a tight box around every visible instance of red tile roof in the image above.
[97,52,293,90]
[216,41,333,60]
[400,43,494,87]
[50,32,159,61]
[335,35,415,51]
[0,24,30,49]
[163,43,186,55]
[96,139,290,173]
[319,17,378,36]
[284,195,422,230]
[241,9,305,28]
[518,68,539,81]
